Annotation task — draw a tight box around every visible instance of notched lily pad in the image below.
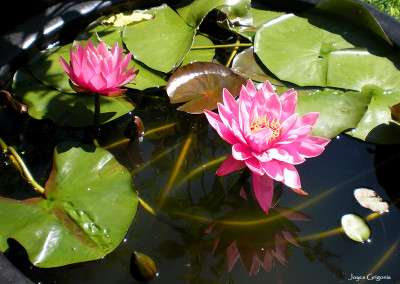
[166,62,247,114]
[0,144,138,267]
[354,188,389,213]
[341,213,371,243]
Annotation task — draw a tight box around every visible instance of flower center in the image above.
[250,115,283,142]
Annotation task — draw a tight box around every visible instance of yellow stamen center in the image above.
[250,114,283,142]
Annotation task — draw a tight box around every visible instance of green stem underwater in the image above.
[0,138,45,195]
[191,43,252,50]
[93,92,101,140]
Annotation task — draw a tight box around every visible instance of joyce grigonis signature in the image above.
[347,274,392,282]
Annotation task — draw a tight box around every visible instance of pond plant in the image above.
[0,0,399,283]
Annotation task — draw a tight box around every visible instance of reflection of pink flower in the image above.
[59,40,138,96]
[204,80,330,213]
[206,205,311,275]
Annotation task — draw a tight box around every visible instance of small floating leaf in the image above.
[354,188,389,213]
[166,62,246,114]
[103,12,154,27]
[341,213,370,242]
[130,251,158,282]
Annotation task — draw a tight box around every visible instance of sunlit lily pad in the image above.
[341,214,370,243]
[181,35,215,66]
[175,0,236,28]
[254,13,354,87]
[315,0,392,45]
[354,188,389,213]
[166,62,246,114]
[0,144,138,267]
[12,69,134,127]
[103,11,154,27]
[123,4,196,73]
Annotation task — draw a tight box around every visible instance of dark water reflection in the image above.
[3,89,400,284]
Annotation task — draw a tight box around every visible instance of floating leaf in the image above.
[354,188,389,213]
[315,0,392,45]
[175,0,235,28]
[180,35,215,67]
[295,88,372,138]
[166,62,246,114]
[254,13,354,87]
[341,214,370,242]
[0,144,138,267]
[123,4,196,73]
[12,69,134,127]
[231,47,279,83]
[345,85,400,144]
[103,12,154,27]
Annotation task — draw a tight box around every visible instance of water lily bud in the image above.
[130,251,158,282]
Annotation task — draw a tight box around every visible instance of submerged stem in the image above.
[191,43,252,50]
[94,92,101,140]
[0,138,44,195]
[225,39,241,68]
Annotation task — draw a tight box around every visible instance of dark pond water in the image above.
[1,88,400,284]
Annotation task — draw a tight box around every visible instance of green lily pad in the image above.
[175,0,235,28]
[123,4,196,73]
[166,62,246,114]
[254,13,354,87]
[327,49,400,91]
[103,11,154,27]
[315,0,392,46]
[354,188,389,213]
[295,88,372,138]
[12,69,134,127]
[181,35,215,66]
[0,144,138,267]
[346,85,400,144]
[341,214,370,243]
[231,47,279,83]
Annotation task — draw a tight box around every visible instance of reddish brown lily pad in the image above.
[166,62,246,114]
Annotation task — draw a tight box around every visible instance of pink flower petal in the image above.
[204,110,240,145]
[247,128,272,153]
[222,88,239,117]
[259,79,276,95]
[244,157,263,175]
[280,163,303,192]
[98,87,126,97]
[298,140,327,158]
[279,89,297,121]
[252,173,274,213]
[232,143,253,160]
[296,112,319,128]
[261,160,283,181]
[216,154,246,176]
[117,66,138,86]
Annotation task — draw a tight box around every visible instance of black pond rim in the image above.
[0,0,399,283]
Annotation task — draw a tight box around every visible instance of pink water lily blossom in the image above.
[59,40,138,96]
[204,80,330,214]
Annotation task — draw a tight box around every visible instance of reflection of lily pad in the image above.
[0,144,138,267]
[354,188,389,213]
[341,214,370,243]
[166,62,246,114]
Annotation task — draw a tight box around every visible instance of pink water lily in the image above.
[204,80,330,213]
[59,40,138,96]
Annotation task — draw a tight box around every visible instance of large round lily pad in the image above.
[0,144,138,267]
